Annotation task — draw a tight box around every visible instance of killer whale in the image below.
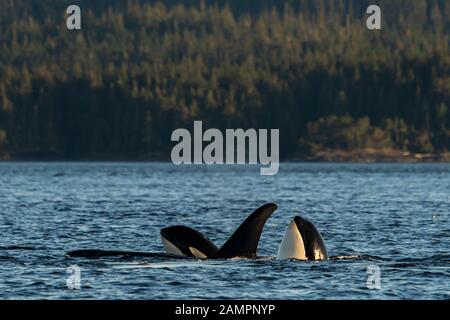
[66,203,278,259]
[161,203,278,259]
[66,204,328,261]
[162,211,328,261]
[276,216,328,260]
[160,225,219,259]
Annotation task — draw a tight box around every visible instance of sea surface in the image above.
[0,162,448,299]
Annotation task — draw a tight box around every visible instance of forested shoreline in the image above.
[0,0,449,161]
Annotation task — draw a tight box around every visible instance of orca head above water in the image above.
[160,203,278,259]
[276,216,328,261]
[160,225,218,259]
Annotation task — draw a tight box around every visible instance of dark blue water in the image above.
[0,162,448,299]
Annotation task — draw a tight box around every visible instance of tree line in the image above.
[0,0,448,159]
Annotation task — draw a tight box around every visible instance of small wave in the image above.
[387,254,450,268]
[53,172,65,177]
[228,256,256,261]
[0,255,18,261]
[113,263,192,269]
[164,280,184,286]
[0,245,36,250]
[329,254,387,261]
[112,261,230,270]
[26,281,46,287]
[330,255,362,261]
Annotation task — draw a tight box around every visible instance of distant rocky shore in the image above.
[292,148,450,163]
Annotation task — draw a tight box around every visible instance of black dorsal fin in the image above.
[212,203,278,259]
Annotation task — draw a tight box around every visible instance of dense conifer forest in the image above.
[0,0,448,160]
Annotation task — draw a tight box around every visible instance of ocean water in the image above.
[0,162,448,299]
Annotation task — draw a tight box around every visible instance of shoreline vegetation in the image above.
[1,149,449,163]
[294,149,450,162]
[0,0,449,160]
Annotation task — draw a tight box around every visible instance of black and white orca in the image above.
[276,216,328,260]
[66,203,328,261]
[160,203,278,259]
[66,203,278,259]
[160,225,218,259]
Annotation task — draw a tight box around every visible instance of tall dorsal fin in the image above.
[212,203,277,259]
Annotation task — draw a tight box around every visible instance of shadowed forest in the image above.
[0,0,449,160]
